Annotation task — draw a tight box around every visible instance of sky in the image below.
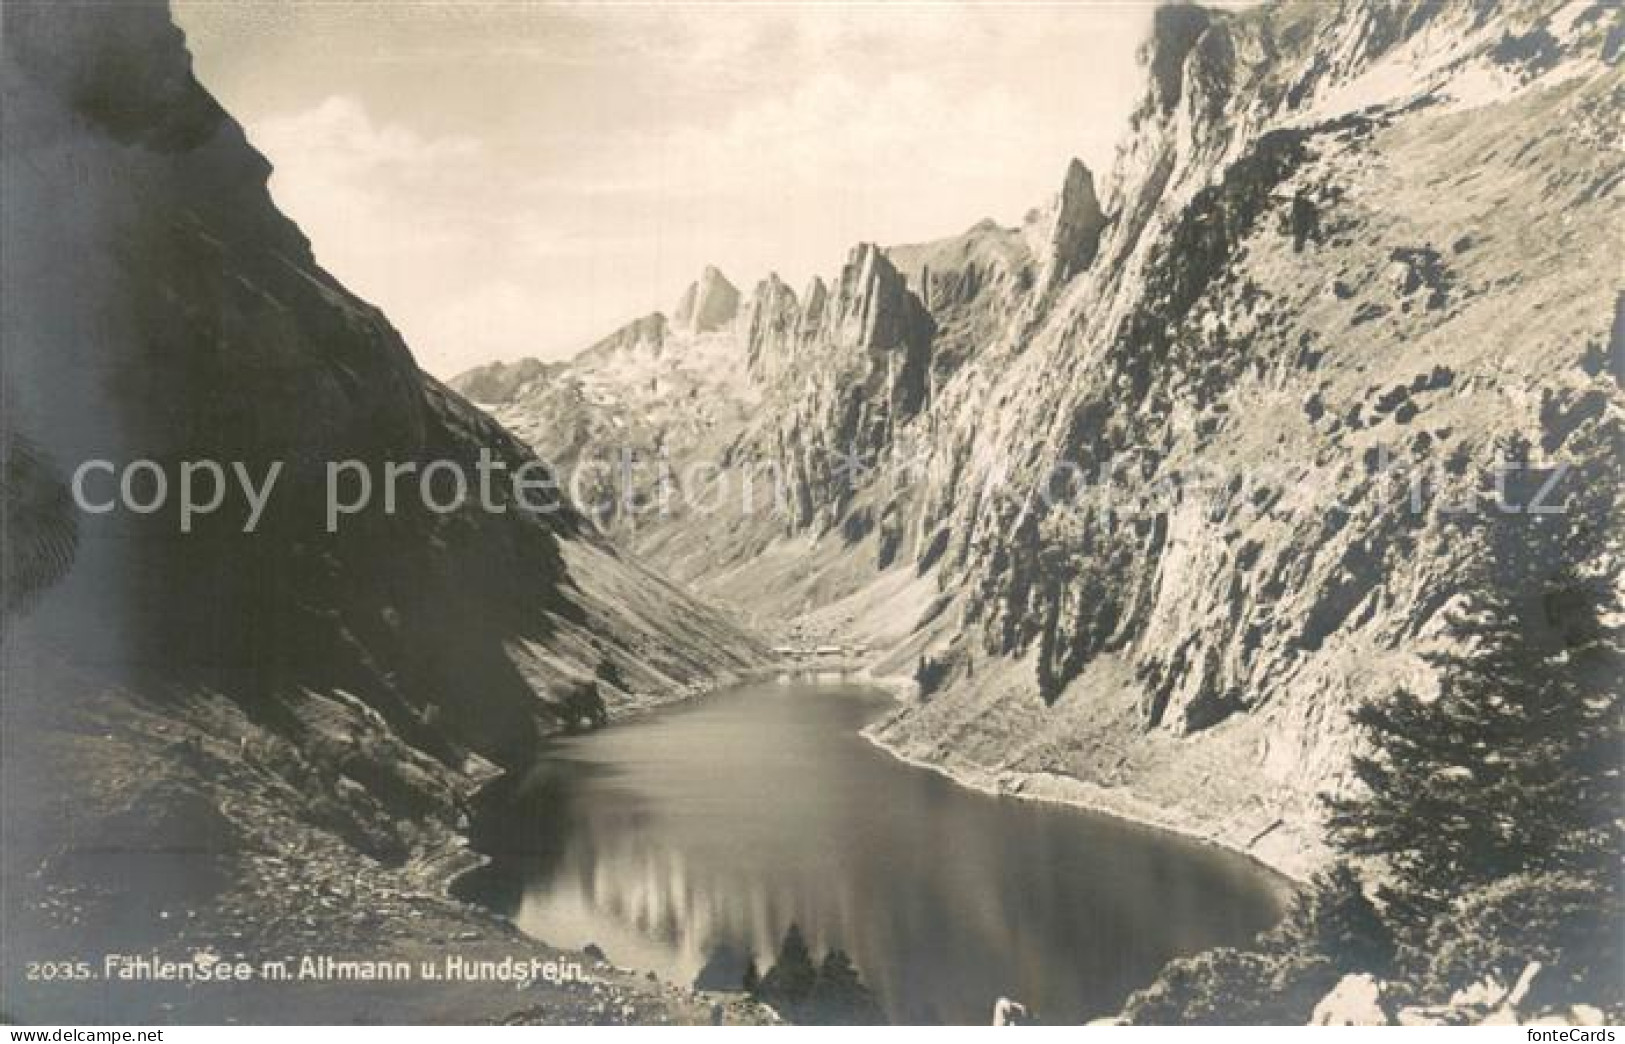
[174,1,1159,377]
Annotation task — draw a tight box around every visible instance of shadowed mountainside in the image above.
[1,0,765,1022]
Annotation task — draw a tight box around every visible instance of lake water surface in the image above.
[473,679,1286,1023]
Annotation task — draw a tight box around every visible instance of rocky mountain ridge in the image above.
[675,265,741,333]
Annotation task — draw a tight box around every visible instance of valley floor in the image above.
[0,560,1308,1026]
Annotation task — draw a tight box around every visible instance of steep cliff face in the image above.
[462,271,762,533]
[1,0,764,988]
[887,217,1037,380]
[751,243,937,527]
[1035,158,1107,294]
[461,0,1622,876]
[453,356,555,404]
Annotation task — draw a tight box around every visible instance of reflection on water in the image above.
[481,681,1285,1023]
